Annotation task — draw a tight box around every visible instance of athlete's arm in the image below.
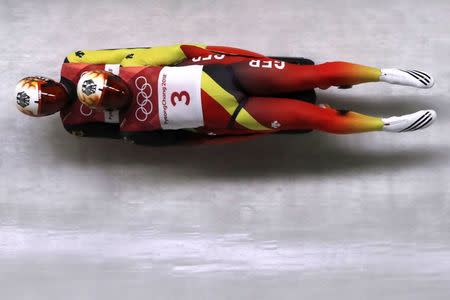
[64,44,206,66]
[65,44,267,66]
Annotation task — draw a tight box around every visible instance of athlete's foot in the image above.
[382,110,436,132]
[379,69,434,88]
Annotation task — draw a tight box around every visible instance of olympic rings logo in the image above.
[134,76,154,122]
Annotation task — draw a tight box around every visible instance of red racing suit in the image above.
[61,44,383,145]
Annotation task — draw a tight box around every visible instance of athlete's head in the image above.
[15,76,70,117]
[77,70,130,110]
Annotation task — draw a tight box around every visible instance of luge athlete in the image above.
[15,44,436,145]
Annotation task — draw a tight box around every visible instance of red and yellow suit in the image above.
[61,44,384,145]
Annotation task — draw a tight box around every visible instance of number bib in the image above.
[157,65,204,130]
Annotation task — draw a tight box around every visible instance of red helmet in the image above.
[15,76,70,117]
[77,70,131,110]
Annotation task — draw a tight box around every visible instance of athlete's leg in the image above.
[230,60,434,96]
[240,97,436,134]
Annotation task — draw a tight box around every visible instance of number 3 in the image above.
[171,91,190,106]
